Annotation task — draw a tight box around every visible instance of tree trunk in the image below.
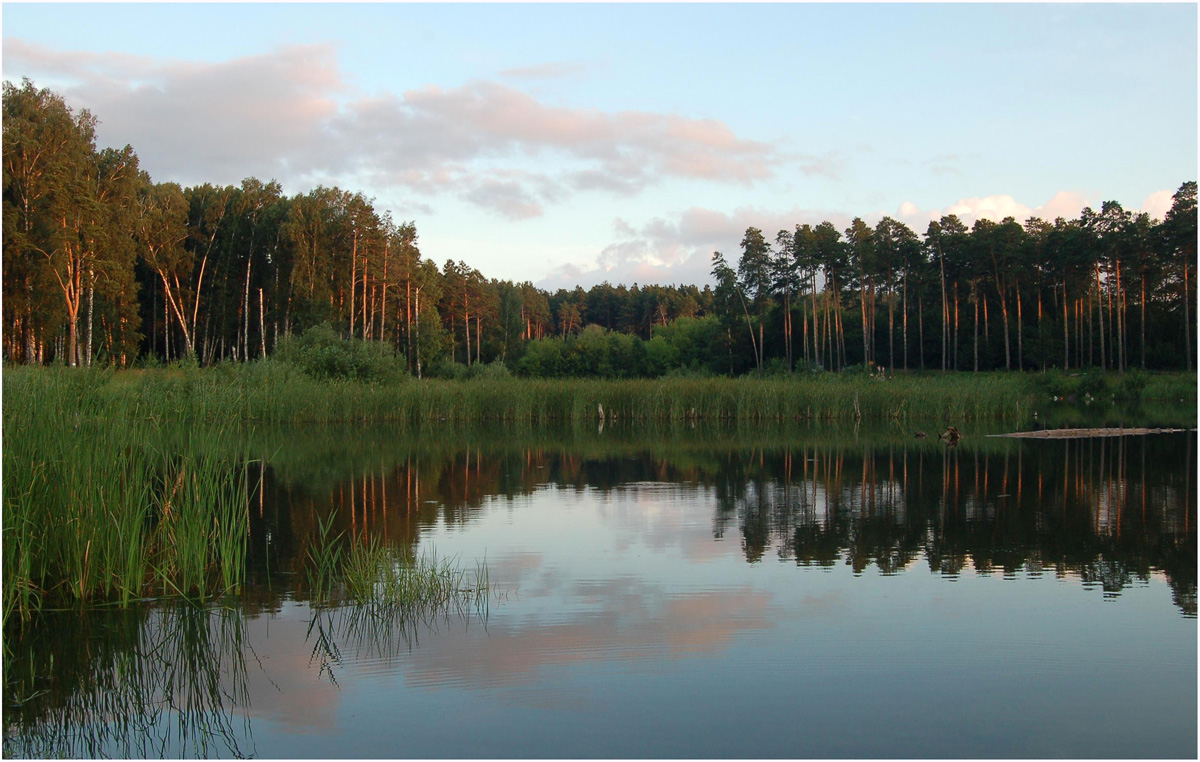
[243,254,252,360]
[1183,261,1192,372]
[811,271,821,368]
[259,288,267,358]
[1115,258,1125,372]
[938,240,948,373]
[86,268,94,367]
[888,282,895,372]
[1014,279,1023,370]
[1094,264,1105,371]
[973,283,979,372]
[758,322,764,369]
[785,290,792,371]
[953,282,960,371]
[902,268,908,371]
[1141,274,1147,369]
[918,293,924,371]
[350,230,358,338]
[860,281,869,368]
[1063,281,1070,371]
[999,285,1011,370]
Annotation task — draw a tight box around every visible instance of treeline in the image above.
[4,79,1196,376]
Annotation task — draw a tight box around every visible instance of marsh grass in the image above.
[3,368,251,624]
[304,523,488,616]
[10,364,1194,431]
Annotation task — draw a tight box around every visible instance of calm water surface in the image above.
[5,424,1196,758]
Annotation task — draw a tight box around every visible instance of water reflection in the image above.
[3,606,253,758]
[714,435,1196,616]
[247,428,1195,617]
[5,425,1195,758]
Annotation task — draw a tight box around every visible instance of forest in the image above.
[4,78,1197,378]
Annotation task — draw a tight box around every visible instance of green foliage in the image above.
[2,367,250,623]
[1075,372,1110,399]
[749,357,792,377]
[465,359,513,380]
[427,359,469,380]
[517,337,566,377]
[273,323,407,383]
[1113,370,1148,403]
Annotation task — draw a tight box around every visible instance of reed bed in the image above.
[304,517,488,616]
[3,368,251,625]
[6,363,1124,427]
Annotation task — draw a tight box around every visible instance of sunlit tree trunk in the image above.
[1014,279,1023,370]
[86,267,93,367]
[972,282,979,372]
[1065,283,1075,372]
[1183,261,1192,371]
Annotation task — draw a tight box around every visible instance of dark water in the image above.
[5,425,1196,758]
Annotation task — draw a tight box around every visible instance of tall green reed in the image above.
[3,367,251,624]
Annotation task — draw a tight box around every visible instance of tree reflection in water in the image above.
[710,435,1195,616]
[244,426,1194,617]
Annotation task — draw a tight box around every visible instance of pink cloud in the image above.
[4,38,345,188]
[4,39,800,217]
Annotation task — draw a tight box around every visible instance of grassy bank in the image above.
[2,371,252,624]
[14,362,1188,426]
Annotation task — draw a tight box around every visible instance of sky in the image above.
[2,2,1196,290]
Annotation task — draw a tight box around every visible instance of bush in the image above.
[1076,372,1109,399]
[273,324,407,383]
[749,357,792,378]
[1114,370,1148,403]
[1028,370,1072,399]
[517,338,566,377]
[465,360,513,380]
[427,359,468,380]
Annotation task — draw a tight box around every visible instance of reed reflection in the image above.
[2,606,253,759]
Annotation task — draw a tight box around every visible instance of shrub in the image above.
[465,360,513,380]
[1076,372,1109,399]
[274,323,407,383]
[427,359,469,380]
[1114,370,1148,403]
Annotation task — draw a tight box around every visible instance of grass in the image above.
[15,362,1190,427]
[2,368,251,625]
[304,516,488,614]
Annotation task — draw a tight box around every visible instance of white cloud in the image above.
[537,205,853,290]
[893,190,1094,230]
[1140,189,1174,221]
[499,61,590,80]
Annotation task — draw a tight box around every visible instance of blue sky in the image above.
[3,3,1196,288]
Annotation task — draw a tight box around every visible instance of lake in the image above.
[4,423,1196,758]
